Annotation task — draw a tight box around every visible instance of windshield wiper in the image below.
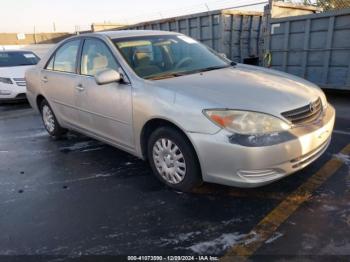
[197,64,231,73]
[146,63,234,80]
[146,72,186,80]
[171,64,231,76]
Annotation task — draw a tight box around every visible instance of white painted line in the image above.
[333,130,350,136]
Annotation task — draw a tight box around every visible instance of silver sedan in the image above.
[25,30,335,191]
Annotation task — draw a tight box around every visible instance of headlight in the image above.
[0,77,13,84]
[203,110,290,135]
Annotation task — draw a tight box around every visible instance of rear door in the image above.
[41,39,82,126]
[75,38,134,149]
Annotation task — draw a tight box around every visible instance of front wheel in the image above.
[40,99,66,139]
[147,127,202,192]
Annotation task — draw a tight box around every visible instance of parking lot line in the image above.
[221,143,350,261]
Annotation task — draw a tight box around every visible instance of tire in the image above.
[147,126,202,192]
[40,99,67,139]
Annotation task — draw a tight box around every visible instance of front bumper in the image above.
[188,105,335,188]
[0,83,27,101]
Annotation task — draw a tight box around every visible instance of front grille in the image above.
[281,98,322,125]
[13,78,26,87]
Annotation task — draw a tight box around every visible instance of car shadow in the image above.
[0,100,31,111]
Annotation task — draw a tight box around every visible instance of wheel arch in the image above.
[36,94,47,112]
[140,118,202,172]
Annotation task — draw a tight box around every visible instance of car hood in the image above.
[153,64,326,119]
[0,65,34,78]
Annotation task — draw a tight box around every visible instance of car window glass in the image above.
[46,56,54,70]
[81,39,119,76]
[53,40,80,73]
[114,35,229,79]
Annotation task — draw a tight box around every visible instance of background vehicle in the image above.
[25,31,335,191]
[0,50,40,101]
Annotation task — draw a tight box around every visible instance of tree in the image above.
[303,0,350,10]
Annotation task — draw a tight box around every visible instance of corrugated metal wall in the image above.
[118,4,350,90]
[120,10,263,63]
[222,11,263,63]
[266,8,350,90]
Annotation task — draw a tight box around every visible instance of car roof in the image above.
[93,30,180,39]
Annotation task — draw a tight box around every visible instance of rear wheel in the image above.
[40,99,66,139]
[147,126,202,192]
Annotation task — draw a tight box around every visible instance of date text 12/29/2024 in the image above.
[127,256,219,261]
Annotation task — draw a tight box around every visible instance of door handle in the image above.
[75,84,85,91]
[41,76,48,83]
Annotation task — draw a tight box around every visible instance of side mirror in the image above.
[95,69,121,85]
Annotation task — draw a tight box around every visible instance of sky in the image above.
[0,0,266,33]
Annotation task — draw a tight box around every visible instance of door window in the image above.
[80,39,119,76]
[46,56,54,70]
[49,40,80,73]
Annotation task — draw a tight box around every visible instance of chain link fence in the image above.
[277,0,350,11]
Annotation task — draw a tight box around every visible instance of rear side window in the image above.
[46,56,54,70]
[46,40,80,73]
[80,39,119,76]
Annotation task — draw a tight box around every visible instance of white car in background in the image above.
[0,50,40,101]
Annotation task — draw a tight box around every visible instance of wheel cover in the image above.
[152,138,186,184]
[42,105,55,133]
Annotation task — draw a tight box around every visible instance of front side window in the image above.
[0,51,39,67]
[114,35,231,80]
[49,40,80,73]
[81,39,118,76]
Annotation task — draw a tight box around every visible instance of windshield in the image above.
[114,35,232,80]
[0,51,40,67]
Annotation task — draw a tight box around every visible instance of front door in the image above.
[75,38,134,149]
